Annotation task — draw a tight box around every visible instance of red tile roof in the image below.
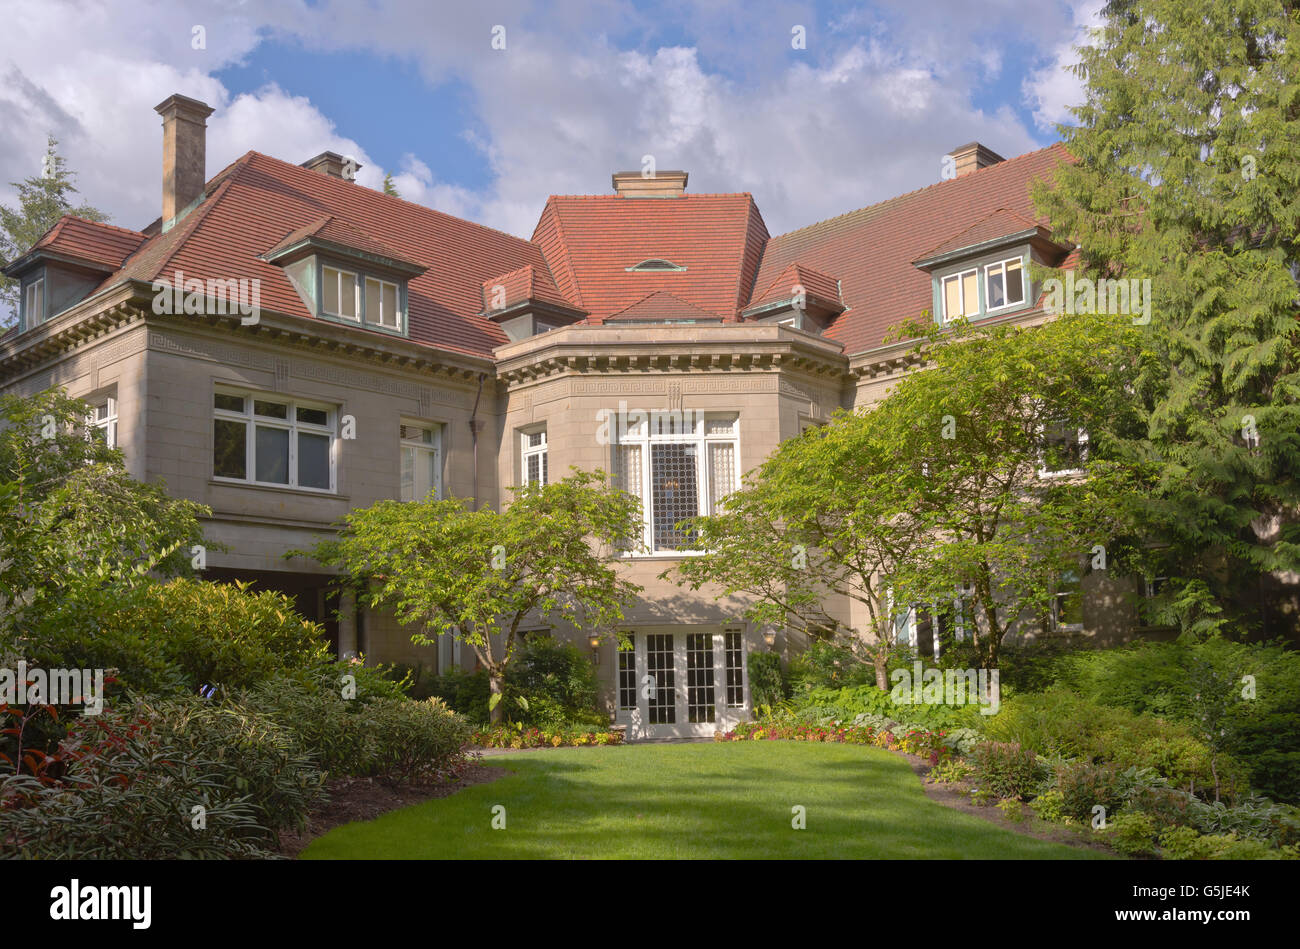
[747,261,843,311]
[29,216,146,271]
[917,207,1044,261]
[605,290,723,323]
[531,193,769,324]
[753,144,1070,353]
[87,152,560,358]
[480,263,574,314]
[265,214,421,270]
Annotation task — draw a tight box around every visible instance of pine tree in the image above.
[1033,0,1300,635]
[0,135,109,325]
[382,172,401,198]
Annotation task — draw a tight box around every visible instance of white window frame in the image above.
[86,397,118,450]
[364,276,403,330]
[941,268,979,322]
[984,256,1026,312]
[321,265,360,321]
[399,419,444,502]
[24,277,44,327]
[1037,420,1090,478]
[212,388,337,493]
[521,428,547,487]
[615,411,739,555]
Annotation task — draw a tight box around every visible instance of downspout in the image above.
[469,372,486,510]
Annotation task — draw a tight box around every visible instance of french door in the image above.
[616,627,749,740]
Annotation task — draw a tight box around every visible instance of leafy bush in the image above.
[996,798,1027,822]
[791,684,983,733]
[969,741,1045,801]
[928,758,974,786]
[138,695,324,838]
[503,637,605,728]
[787,640,875,693]
[1109,811,1159,856]
[472,724,626,748]
[747,651,786,712]
[1157,826,1294,861]
[362,697,472,785]
[0,709,276,859]
[1031,789,1068,823]
[1056,760,1125,823]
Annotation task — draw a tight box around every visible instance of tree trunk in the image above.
[873,651,889,691]
[489,673,505,725]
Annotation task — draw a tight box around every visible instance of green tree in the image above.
[300,471,643,722]
[0,136,109,324]
[1032,0,1300,634]
[382,172,401,198]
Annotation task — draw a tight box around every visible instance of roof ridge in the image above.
[771,143,1067,243]
[147,174,239,282]
[543,191,756,201]
[539,196,583,309]
[58,215,143,237]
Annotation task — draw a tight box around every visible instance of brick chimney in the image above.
[302,151,362,181]
[154,94,214,230]
[612,170,688,197]
[946,142,1005,178]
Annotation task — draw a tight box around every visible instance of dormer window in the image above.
[322,266,359,321]
[985,257,1025,311]
[627,259,686,272]
[364,277,401,329]
[24,277,45,327]
[941,269,979,321]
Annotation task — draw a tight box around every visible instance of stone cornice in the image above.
[494,323,850,388]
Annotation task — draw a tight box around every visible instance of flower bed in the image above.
[472,725,626,749]
[715,720,956,764]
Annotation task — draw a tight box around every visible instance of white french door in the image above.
[616,627,749,740]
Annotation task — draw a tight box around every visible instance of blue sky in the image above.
[0,0,1102,238]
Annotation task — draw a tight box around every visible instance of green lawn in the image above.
[302,742,1110,859]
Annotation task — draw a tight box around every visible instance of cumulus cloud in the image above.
[0,0,1089,242]
[1023,0,1105,133]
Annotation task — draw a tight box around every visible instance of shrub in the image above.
[1031,789,1068,823]
[0,709,276,859]
[137,695,325,838]
[1108,811,1159,856]
[1157,826,1292,861]
[996,798,1027,822]
[747,651,786,712]
[1056,760,1125,823]
[928,758,974,786]
[472,725,626,749]
[361,697,471,786]
[787,640,874,693]
[969,741,1045,801]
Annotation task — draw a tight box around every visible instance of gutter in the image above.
[469,371,487,510]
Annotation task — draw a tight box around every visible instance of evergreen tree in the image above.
[382,172,401,198]
[0,135,108,325]
[1033,0,1300,635]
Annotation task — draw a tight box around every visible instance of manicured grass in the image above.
[302,742,1110,859]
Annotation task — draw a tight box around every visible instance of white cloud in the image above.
[1023,0,1105,133]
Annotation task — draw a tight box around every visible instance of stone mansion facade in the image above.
[1,94,1149,738]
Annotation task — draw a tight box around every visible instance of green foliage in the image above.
[361,697,472,786]
[1157,826,1293,861]
[1033,0,1300,634]
[969,741,1045,801]
[501,637,604,728]
[0,136,108,323]
[928,757,974,786]
[996,798,1027,822]
[1056,760,1125,823]
[787,639,874,693]
[747,651,787,713]
[1031,789,1068,824]
[299,470,642,721]
[1108,811,1159,856]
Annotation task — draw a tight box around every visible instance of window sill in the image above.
[209,478,348,501]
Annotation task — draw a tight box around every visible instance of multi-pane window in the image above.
[322,266,359,320]
[618,635,636,710]
[941,268,979,321]
[212,390,335,491]
[614,411,739,553]
[1039,420,1089,476]
[24,278,44,326]
[400,421,443,501]
[522,429,547,487]
[686,633,716,724]
[985,257,1025,310]
[724,630,744,708]
[87,397,117,450]
[1052,571,1085,631]
[645,633,676,724]
[364,276,401,330]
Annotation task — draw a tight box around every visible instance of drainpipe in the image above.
[469,372,486,510]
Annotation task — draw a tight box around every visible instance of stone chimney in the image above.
[154,94,214,229]
[946,142,1005,178]
[302,151,362,181]
[612,169,688,197]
